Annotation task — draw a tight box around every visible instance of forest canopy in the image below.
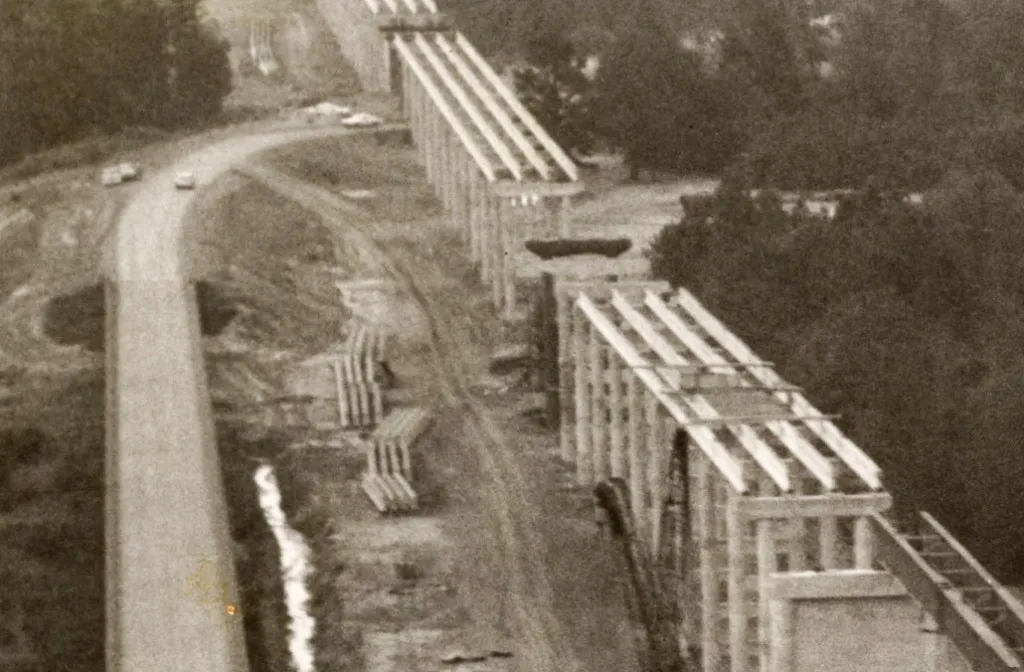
[0,0,232,166]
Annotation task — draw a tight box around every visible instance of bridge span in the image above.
[101,126,400,672]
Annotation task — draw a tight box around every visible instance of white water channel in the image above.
[254,463,316,672]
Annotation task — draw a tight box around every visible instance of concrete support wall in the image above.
[768,573,972,672]
[315,0,388,91]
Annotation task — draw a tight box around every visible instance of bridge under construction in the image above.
[102,1,1024,672]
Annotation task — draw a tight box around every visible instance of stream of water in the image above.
[254,463,316,672]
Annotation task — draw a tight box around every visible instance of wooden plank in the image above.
[576,294,746,493]
[671,287,883,490]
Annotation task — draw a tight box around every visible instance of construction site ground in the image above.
[200,134,653,672]
[0,0,728,661]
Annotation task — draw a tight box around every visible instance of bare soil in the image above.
[197,135,644,672]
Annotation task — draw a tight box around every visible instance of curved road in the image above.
[102,125,399,672]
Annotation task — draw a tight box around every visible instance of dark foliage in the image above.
[0,0,231,167]
[43,284,106,353]
[648,178,1024,582]
[513,30,597,159]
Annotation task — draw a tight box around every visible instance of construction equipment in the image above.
[594,441,699,672]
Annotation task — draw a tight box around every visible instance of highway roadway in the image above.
[102,125,398,672]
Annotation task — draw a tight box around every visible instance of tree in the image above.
[593,14,740,179]
[165,0,232,126]
[719,0,807,115]
[513,29,597,160]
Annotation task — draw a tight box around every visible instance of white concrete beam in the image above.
[454,33,580,182]
[392,36,497,182]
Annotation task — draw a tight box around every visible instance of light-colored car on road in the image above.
[101,166,124,187]
[119,162,141,181]
[341,112,383,128]
[174,171,196,190]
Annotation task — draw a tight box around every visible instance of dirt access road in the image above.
[104,125,401,672]
[238,163,642,672]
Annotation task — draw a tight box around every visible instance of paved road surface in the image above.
[104,125,398,672]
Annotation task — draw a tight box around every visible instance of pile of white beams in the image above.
[564,283,891,672]
[394,31,584,315]
[364,0,438,15]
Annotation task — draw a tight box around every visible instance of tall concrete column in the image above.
[502,199,517,318]
[574,307,591,484]
[441,128,452,207]
[646,395,664,553]
[588,333,604,484]
[586,323,603,486]
[608,352,625,479]
[695,451,720,672]
[428,107,440,187]
[558,194,572,238]
[558,288,574,463]
[468,174,481,260]
[491,197,503,309]
[480,190,492,281]
[453,147,465,231]
[726,485,747,672]
[627,371,644,527]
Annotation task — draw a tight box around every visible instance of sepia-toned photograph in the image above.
[1,0,1023,671]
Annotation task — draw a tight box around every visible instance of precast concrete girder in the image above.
[392,35,497,182]
[435,33,551,179]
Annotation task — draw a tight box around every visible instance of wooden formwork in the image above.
[563,283,1024,672]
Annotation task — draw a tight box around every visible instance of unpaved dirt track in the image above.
[240,163,640,672]
[104,125,401,672]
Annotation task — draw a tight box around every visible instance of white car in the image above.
[119,162,141,181]
[101,167,123,187]
[174,171,196,190]
[341,112,383,128]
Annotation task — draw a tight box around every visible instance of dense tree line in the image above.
[504,0,1024,185]
[495,0,1024,580]
[648,176,1024,582]
[0,0,231,167]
